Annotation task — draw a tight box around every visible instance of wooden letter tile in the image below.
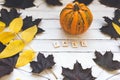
[71,41,79,48]
[80,40,87,47]
[53,41,60,48]
[62,41,68,47]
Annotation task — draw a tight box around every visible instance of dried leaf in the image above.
[22,16,44,34]
[8,17,23,33]
[0,54,19,77]
[0,42,6,52]
[112,22,120,35]
[16,50,35,68]
[45,0,63,6]
[30,52,55,73]
[62,61,95,80]
[93,51,120,71]
[114,9,120,20]
[0,40,25,58]
[0,21,6,32]
[20,25,37,44]
[0,32,15,44]
[0,8,20,26]
[3,0,35,9]
[99,0,120,8]
[73,0,93,5]
[100,9,120,39]
[37,28,45,34]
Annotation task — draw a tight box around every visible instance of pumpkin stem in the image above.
[73,4,79,11]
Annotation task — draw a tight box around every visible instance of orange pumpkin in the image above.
[60,2,93,35]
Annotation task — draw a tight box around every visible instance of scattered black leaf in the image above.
[93,51,120,71]
[3,0,35,9]
[33,18,42,26]
[37,28,45,34]
[0,54,19,77]
[99,0,120,8]
[62,61,95,80]
[0,42,6,53]
[45,0,63,6]
[100,9,120,39]
[0,8,20,26]
[113,9,120,25]
[30,52,55,73]
[114,9,120,20]
[22,16,44,34]
[73,0,93,5]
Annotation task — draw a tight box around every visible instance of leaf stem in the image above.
[106,72,120,80]
[49,69,58,80]
[15,33,34,51]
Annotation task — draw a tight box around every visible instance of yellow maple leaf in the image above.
[8,17,23,33]
[0,21,6,32]
[0,40,25,58]
[20,25,37,44]
[16,50,35,68]
[112,22,120,35]
[0,32,15,44]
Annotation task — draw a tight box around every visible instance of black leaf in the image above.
[3,0,35,9]
[100,9,120,39]
[0,8,20,26]
[22,16,44,34]
[62,61,95,80]
[0,42,6,52]
[37,28,45,34]
[45,0,63,6]
[113,9,120,26]
[0,54,19,77]
[93,51,120,71]
[73,0,93,5]
[99,0,120,8]
[30,52,55,73]
[33,19,42,26]
[114,9,120,20]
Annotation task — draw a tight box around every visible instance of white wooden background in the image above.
[0,0,120,80]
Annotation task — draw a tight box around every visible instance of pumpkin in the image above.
[60,2,93,35]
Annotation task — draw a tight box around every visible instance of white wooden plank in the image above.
[19,0,115,19]
[22,0,115,12]
[1,53,120,80]
[0,0,4,3]
[29,39,120,52]
[40,19,104,29]
[51,52,120,80]
[20,10,114,19]
[20,5,115,16]
[0,0,120,80]
[35,29,111,39]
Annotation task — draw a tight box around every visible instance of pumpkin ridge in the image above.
[60,8,73,16]
[66,3,73,8]
[86,8,93,23]
[71,12,79,34]
[60,10,72,22]
[77,14,82,33]
[61,11,73,31]
[78,11,84,33]
[66,12,74,29]
[80,10,89,31]
[85,11,91,25]
[60,9,72,18]
[63,11,74,33]
[60,2,93,35]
